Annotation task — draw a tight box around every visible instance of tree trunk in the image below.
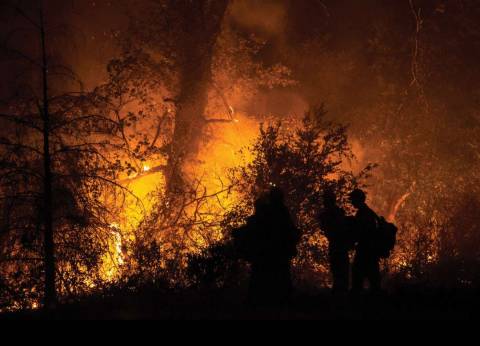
[166,0,229,193]
[40,8,56,309]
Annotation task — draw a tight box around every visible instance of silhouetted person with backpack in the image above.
[349,189,382,294]
[234,187,300,306]
[319,189,352,294]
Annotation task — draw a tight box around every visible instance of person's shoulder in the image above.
[357,205,374,217]
[247,214,263,226]
[366,205,377,215]
[364,205,379,219]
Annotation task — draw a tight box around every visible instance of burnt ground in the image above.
[1,286,480,320]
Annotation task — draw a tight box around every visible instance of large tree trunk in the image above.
[40,9,57,309]
[166,0,229,193]
[167,48,212,192]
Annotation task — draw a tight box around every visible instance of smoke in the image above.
[63,1,126,89]
[229,0,287,37]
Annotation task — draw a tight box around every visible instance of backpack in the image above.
[375,216,398,259]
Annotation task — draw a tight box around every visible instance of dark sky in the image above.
[1,0,126,91]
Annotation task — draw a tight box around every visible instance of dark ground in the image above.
[1,286,479,320]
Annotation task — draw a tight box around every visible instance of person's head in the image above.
[349,189,367,209]
[323,189,337,208]
[269,186,285,207]
[254,194,270,215]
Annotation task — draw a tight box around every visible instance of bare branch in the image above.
[0,140,43,156]
[205,118,235,124]
[59,173,146,214]
[8,1,41,30]
[211,81,235,120]
[0,45,41,67]
[0,113,42,132]
[51,114,120,132]
[409,0,423,88]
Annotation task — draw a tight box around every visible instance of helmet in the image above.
[349,189,367,204]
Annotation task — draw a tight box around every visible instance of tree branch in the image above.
[0,113,43,132]
[0,140,43,156]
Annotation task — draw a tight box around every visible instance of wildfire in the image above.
[99,112,259,279]
[101,223,125,280]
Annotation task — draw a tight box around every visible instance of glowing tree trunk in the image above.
[166,0,229,193]
[167,52,212,192]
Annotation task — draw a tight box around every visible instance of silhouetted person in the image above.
[233,195,270,264]
[265,187,300,304]
[318,190,352,294]
[349,189,381,294]
[235,187,300,306]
